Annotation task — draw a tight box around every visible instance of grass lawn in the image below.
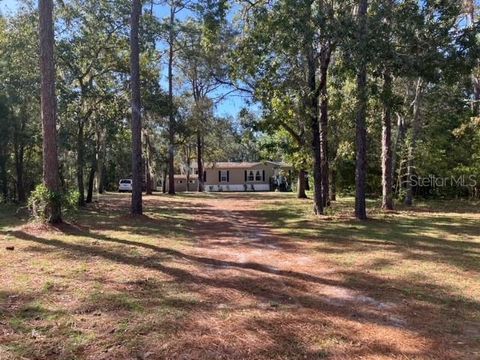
[0,192,479,359]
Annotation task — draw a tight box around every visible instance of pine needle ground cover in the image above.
[1,193,479,359]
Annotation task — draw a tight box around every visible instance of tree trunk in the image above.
[162,168,167,193]
[392,112,405,194]
[76,120,86,207]
[468,1,479,115]
[59,161,66,191]
[330,115,339,202]
[474,76,480,116]
[96,130,106,194]
[146,161,153,195]
[319,47,332,207]
[354,0,368,220]
[167,6,176,195]
[301,0,323,215]
[39,0,61,222]
[144,132,153,195]
[381,70,394,210]
[86,162,96,203]
[307,52,323,215]
[197,131,204,192]
[404,78,423,206]
[297,169,307,199]
[130,0,143,215]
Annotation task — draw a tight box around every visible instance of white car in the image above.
[118,179,133,192]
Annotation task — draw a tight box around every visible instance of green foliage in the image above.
[28,184,63,222]
[0,0,479,208]
[63,189,81,211]
[28,184,79,221]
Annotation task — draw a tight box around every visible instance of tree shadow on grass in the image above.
[252,205,480,272]
[5,228,480,359]
[2,194,480,358]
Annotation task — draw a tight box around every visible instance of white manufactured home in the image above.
[201,161,291,192]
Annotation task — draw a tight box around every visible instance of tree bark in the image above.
[297,169,307,199]
[330,114,339,202]
[96,129,106,194]
[301,0,323,215]
[162,168,167,193]
[468,1,479,115]
[146,169,153,194]
[392,112,405,195]
[144,132,153,195]
[381,70,394,210]
[197,131,204,192]
[130,0,143,215]
[307,51,323,215]
[474,76,480,116]
[404,78,423,206]
[319,47,332,207]
[86,162,96,203]
[76,120,86,206]
[355,0,368,220]
[167,5,176,195]
[39,0,61,222]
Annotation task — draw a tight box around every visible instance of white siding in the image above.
[205,183,270,192]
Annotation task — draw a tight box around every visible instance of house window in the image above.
[220,170,228,182]
[255,170,261,181]
[248,171,254,181]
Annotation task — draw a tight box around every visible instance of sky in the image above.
[0,0,251,119]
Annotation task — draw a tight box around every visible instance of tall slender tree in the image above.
[319,45,333,207]
[404,78,423,206]
[381,69,394,210]
[303,0,323,215]
[380,0,395,210]
[354,0,368,220]
[466,0,479,115]
[130,0,143,214]
[39,0,61,223]
[166,1,182,195]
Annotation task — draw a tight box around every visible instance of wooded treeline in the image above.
[0,0,478,221]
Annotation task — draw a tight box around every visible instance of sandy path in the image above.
[159,194,436,359]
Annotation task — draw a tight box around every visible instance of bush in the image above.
[64,189,80,211]
[28,184,78,222]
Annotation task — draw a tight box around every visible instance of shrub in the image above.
[28,184,78,222]
[64,189,80,211]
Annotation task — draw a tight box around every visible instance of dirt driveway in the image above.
[143,193,465,359]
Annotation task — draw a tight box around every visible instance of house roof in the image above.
[205,161,291,169]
